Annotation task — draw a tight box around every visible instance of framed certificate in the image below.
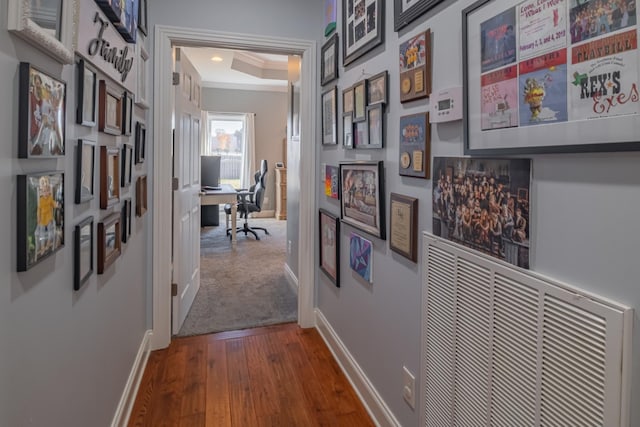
[389,193,418,262]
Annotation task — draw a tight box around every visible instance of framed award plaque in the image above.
[399,112,430,179]
[399,29,431,103]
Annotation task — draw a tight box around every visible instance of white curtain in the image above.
[201,110,210,155]
[241,113,256,189]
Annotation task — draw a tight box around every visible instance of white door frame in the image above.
[151,25,317,350]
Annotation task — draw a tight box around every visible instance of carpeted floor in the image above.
[177,217,298,337]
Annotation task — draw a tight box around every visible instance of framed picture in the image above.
[399,112,431,179]
[324,0,337,36]
[136,45,150,108]
[394,0,445,31]
[121,91,133,136]
[342,86,354,115]
[325,165,339,199]
[17,171,65,272]
[18,62,66,158]
[98,80,122,135]
[76,59,97,127]
[367,70,388,105]
[353,80,367,122]
[7,0,76,63]
[389,193,418,262]
[349,232,373,283]
[136,175,148,217]
[399,29,431,103]
[322,86,337,145]
[94,0,121,23]
[321,33,339,86]
[138,0,148,36]
[97,213,121,274]
[339,161,385,239]
[342,0,384,66]
[121,144,133,187]
[121,199,132,243]
[74,216,93,291]
[463,0,640,154]
[366,104,384,148]
[319,209,340,287]
[115,0,138,43]
[343,112,354,148]
[432,157,532,269]
[100,146,120,209]
[135,121,146,163]
[353,121,368,149]
[75,139,96,204]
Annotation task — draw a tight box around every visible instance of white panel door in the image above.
[172,48,202,335]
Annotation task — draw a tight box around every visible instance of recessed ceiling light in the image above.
[211,56,223,62]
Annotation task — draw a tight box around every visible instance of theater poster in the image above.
[481,64,519,130]
[518,0,567,60]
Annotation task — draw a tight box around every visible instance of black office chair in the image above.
[225,160,270,240]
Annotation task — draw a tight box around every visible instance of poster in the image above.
[518,0,567,60]
[569,0,637,45]
[480,7,517,72]
[481,64,519,129]
[325,165,339,199]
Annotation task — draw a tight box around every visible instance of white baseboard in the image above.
[111,330,153,427]
[315,310,401,427]
[284,263,298,293]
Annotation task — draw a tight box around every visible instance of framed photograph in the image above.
[135,121,146,163]
[343,112,354,148]
[17,171,65,272]
[74,216,93,291]
[339,161,385,239]
[394,0,445,31]
[319,209,340,287]
[399,29,431,103]
[342,0,384,66]
[97,213,121,274]
[389,193,418,262]
[115,0,138,43]
[324,0,337,36]
[367,70,388,105]
[366,104,384,148]
[76,59,97,127]
[321,33,339,86]
[353,80,367,122]
[121,144,133,187]
[399,112,431,179]
[98,80,122,135]
[136,45,150,108]
[325,165,339,199]
[463,0,640,154]
[138,0,148,36]
[94,0,121,23]
[349,232,373,283]
[75,139,95,204]
[322,86,337,145]
[121,91,133,136]
[136,175,148,217]
[121,199,132,243]
[7,0,76,63]
[342,86,354,115]
[100,146,120,209]
[432,157,532,269]
[353,121,368,148]
[18,62,66,158]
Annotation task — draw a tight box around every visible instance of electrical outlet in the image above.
[402,366,416,409]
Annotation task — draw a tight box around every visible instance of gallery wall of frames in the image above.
[13,0,152,290]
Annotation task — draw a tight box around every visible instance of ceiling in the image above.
[181,47,290,92]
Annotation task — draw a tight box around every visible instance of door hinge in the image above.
[171,283,178,296]
[172,177,179,190]
[172,72,180,85]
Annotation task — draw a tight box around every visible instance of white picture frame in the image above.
[7,0,77,64]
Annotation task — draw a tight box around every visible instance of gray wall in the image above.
[201,87,287,213]
[317,2,640,427]
[0,26,149,427]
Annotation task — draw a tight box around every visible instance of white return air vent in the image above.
[421,233,633,427]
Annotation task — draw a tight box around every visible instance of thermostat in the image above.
[430,86,462,123]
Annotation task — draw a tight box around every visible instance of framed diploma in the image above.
[389,193,418,262]
[319,209,340,287]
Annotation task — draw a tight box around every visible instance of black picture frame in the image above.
[352,79,367,122]
[136,175,148,217]
[76,59,97,127]
[97,213,121,274]
[389,193,418,262]
[135,121,146,163]
[319,209,340,287]
[321,86,337,145]
[75,139,96,204]
[339,161,386,240]
[394,0,445,31]
[342,0,384,66]
[365,104,384,149]
[321,33,339,86]
[17,171,65,272]
[121,198,132,243]
[138,0,148,36]
[74,216,94,291]
[94,0,121,23]
[121,144,133,187]
[100,145,120,209]
[121,91,133,136]
[18,62,66,158]
[367,70,388,105]
[399,112,431,179]
[114,0,138,43]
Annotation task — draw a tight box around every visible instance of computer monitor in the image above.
[201,155,221,187]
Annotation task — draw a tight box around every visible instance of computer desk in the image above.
[199,183,237,247]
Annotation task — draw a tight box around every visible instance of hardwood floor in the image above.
[128,323,375,427]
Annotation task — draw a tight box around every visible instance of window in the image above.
[204,113,245,188]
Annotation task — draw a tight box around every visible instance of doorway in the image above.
[151,26,317,350]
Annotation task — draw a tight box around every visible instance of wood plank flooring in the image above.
[128,323,375,427]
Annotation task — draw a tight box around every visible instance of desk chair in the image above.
[224,160,270,240]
